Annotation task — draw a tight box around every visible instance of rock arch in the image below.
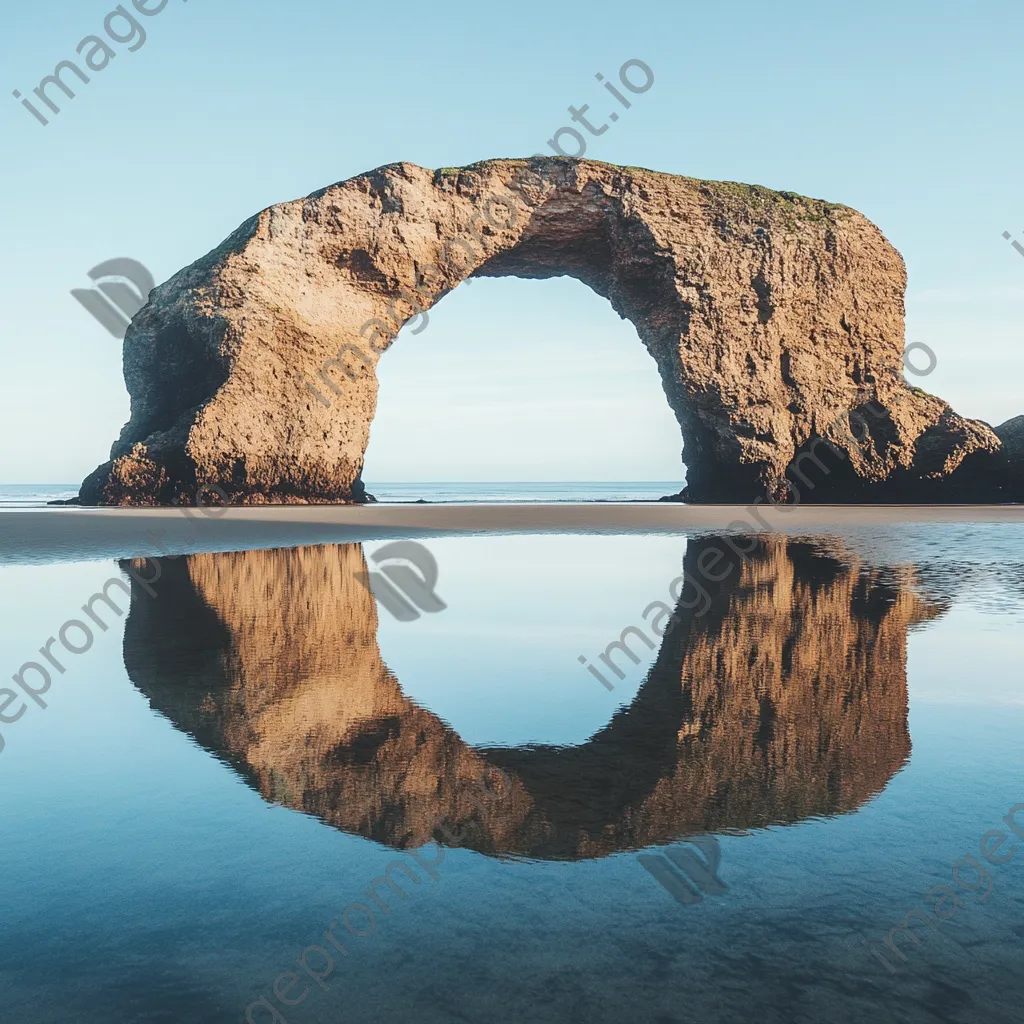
[79,157,1001,505]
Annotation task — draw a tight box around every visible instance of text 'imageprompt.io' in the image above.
[12,0,191,127]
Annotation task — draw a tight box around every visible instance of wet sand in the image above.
[2,503,1024,565]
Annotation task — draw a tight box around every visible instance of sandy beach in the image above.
[3,502,1023,565]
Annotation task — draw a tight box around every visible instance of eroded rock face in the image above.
[80,157,1004,505]
[121,537,940,859]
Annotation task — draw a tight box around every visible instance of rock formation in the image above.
[120,537,943,859]
[79,157,1013,505]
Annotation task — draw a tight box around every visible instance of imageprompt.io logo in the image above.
[71,258,154,338]
[638,837,728,906]
[356,541,447,622]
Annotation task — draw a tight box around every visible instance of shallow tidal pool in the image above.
[0,526,1022,1023]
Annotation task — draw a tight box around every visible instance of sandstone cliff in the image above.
[78,157,1011,505]
[121,537,942,859]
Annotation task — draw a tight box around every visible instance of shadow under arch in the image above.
[120,535,945,861]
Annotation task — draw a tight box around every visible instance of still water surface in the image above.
[0,528,1022,1023]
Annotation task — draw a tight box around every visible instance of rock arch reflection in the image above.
[121,536,944,860]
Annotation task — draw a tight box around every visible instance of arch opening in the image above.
[361,275,686,501]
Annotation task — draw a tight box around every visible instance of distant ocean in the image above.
[364,481,683,503]
[0,484,79,507]
[0,482,683,507]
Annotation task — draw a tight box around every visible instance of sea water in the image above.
[0,526,1021,1023]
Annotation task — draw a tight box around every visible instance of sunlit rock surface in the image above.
[79,158,1008,505]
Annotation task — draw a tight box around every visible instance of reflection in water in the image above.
[120,536,945,860]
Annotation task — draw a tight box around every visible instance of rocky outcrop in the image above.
[80,157,1009,505]
[120,537,942,859]
[992,416,1024,497]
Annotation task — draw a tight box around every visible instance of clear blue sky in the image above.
[2,0,1022,483]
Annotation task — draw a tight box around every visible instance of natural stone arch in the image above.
[79,157,1000,505]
